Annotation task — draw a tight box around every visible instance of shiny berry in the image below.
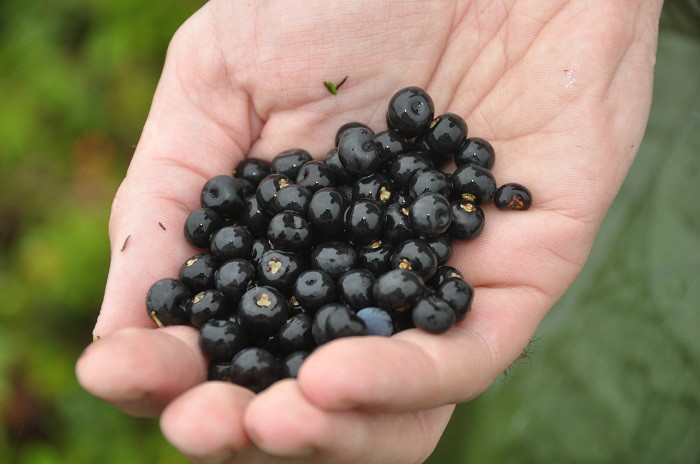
[296,161,335,192]
[214,259,255,304]
[335,122,369,146]
[388,151,432,190]
[325,306,367,341]
[338,127,381,174]
[238,286,290,336]
[229,347,280,393]
[293,270,337,313]
[352,173,393,204]
[429,265,464,288]
[494,183,532,211]
[184,208,223,248]
[256,250,305,293]
[282,351,309,378]
[451,164,496,204]
[256,174,293,215]
[199,319,248,362]
[411,296,455,334]
[324,148,355,184]
[392,239,438,280]
[345,199,385,245]
[312,303,348,345]
[270,149,313,179]
[408,168,452,201]
[425,235,452,266]
[308,188,346,236]
[373,269,424,312]
[409,193,453,237]
[234,158,271,187]
[267,211,313,251]
[386,87,434,137]
[200,175,245,218]
[274,184,312,215]
[210,225,253,261]
[337,269,375,310]
[356,241,394,277]
[356,307,393,337]
[309,241,356,280]
[455,138,495,169]
[416,113,467,157]
[179,254,217,293]
[373,129,408,165]
[448,201,485,241]
[187,289,229,328]
[276,313,315,353]
[146,278,190,326]
[382,203,413,244]
[239,195,271,238]
[436,279,474,322]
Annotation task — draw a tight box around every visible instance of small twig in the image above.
[158,222,166,231]
[323,76,349,95]
[120,235,131,252]
[335,75,348,90]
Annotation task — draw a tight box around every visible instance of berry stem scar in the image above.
[323,76,348,95]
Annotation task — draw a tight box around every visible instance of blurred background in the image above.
[0,1,697,463]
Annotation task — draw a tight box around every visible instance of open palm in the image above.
[77,1,663,462]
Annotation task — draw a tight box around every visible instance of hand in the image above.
[76,1,664,462]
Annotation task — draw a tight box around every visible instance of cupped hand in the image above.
[76,1,663,462]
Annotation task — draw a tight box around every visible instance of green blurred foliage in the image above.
[0,1,698,463]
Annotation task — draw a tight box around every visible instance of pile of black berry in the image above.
[145,87,532,393]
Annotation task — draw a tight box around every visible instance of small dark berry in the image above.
[455,138,495,169]
[146,278,190,326]
[270,149,313,179]
[448,201,485,241]
[184,208,223,248]
[229,347,280,393]
[494,183,532,211]
[411,296,455,334]
[386,87,435,137]
[237,286,290,336]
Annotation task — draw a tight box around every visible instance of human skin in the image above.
[76,1,665,462]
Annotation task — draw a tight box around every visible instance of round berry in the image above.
[210,225,253,261]
[296,161,335,192]
[325,306,367,341]
[429,265,464,288]
[239,195,271,238]
[238,286,290,336]
[386,87,434,137]
[256,174,293,215]
[146,278,190,326]
[356,241,394,277]
[436,278,474,322]
[382,203,413,245]
[293,270,337,313]
[229,347,280,393]
[309,241,356,280]
[408,168,452,201]
[352,173,393,205]
[356,307,394,337]
[308,188,346,236]
[455,137,495,169]
[337,269,375,310]
[373,269,424,312]
[201,175,246,218]
[179,254,217,294]
[214,258,255,303]
[451,164,497,205]
[184,208,223,248]
[234,158,271,187]
[267,211,313,252]
[199,319,248,362]
[388,151,432,190]
[312,303,348,345]
[335,122,369,146]
[416,113,468,157]
[392,239,438,280]
[274,184,312,215]
[256,250,305,293]
[187,289,229,328]
[425,235,452,266]
[411,296,455,334]
[282,351,310,378]
[338,127,381,174]
[276,313,315,353]
[409,193,453,237]
[448,201,485,241]
[494,183,532,211]
[270,149,313,179]
[373,129,408,165]
[324,148,355,184]
[345,199,385,245]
